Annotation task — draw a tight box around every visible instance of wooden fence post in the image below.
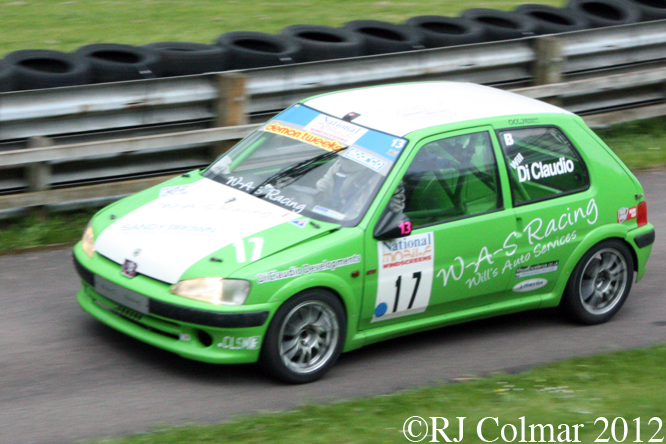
[533,36,565,106]
[212,72,248,160]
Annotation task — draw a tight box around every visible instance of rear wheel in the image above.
[260,289,345,383]
[561,240,634,324]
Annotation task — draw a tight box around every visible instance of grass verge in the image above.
[85,344,666,443]
[0,0,562,56]
[0,208,95,255]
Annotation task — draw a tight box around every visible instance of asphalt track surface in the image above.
[2,171,666,444]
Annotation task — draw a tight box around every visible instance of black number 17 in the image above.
[393,271,422,312]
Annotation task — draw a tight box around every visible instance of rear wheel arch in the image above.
[560,237,635,324]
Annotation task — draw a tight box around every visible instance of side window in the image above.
[399,131,501,228]
[498,127,589,205]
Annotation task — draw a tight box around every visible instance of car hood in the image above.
[94,177,332,284]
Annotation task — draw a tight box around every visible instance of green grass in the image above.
[0,208,95,254]
[84,344,666,443]
[599,119,666,170]
[0,0,562,57]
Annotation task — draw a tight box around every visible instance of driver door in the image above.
[359,128,517,331]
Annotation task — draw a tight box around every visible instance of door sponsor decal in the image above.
[373,232,434,322]
[436,199,597,289]
[513,278,548,293]
[515,261,559,278]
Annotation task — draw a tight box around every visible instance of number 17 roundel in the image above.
[373,232,434,322]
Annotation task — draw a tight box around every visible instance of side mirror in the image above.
[373,210,412,240]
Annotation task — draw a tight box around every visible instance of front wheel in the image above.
[260,289,346,384]
[561,240,634,325]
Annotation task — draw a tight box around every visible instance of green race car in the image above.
[74,82,655,383]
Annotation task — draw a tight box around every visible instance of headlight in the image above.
[81,222,95,258]
[170,278,250,305]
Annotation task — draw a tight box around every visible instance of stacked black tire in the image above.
[0,0,662,92]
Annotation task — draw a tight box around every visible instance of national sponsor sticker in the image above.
[159,184,190,198]
[515,261,558,278]
[617,206,637,224]
[373,232,435,322]
[513,278,548,293]
[304,114,368,145]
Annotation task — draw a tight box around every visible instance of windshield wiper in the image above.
[250,147,348,196]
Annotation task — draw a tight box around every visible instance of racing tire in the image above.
[514,4,592,34]
[622,0,666,21]
[343,20,426,55]
[75,43,162,83]
[260,289,346,384]
[144,42,230,76]
[281,24,365,61]
[3,49,93,90]
[566,0,642,27]
[461,8,540,41]
[404,16,486,48]
[560,239,634,325]
[215,31,304,69]
[0,60,18,92]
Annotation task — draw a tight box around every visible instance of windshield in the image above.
[204,104,407,226]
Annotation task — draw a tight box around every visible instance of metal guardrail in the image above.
[2,20,666,216]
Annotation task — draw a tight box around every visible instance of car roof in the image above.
[303,82,571,137]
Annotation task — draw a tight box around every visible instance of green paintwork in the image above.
[75,86,654,367]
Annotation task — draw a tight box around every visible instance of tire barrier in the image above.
[404,15,486,48]
[567,0,642,27]
[144,42,230,76]
[3,49,92,90]
[623,0,666,20]
[76,43,162,83]
[216,31,304,69]
[343,20,426,55]
[514,4,592,34]
[281,25,365,61]
[461,8,540,40]
[0,60,17,92]
[1,3,666,92]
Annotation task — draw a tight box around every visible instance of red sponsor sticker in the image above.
[617,206,637,224]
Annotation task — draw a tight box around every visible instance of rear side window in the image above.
[498,127,589,205]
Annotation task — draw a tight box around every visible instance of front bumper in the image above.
[74,250,271,364]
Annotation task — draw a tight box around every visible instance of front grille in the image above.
[112,304,143,321]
